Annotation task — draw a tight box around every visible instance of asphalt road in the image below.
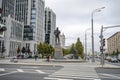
[0,64,63,80]
[0,64,120,80]
[95,67,120,80]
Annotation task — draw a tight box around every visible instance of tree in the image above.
[75,38,84,59]
[62,48,69,56]
[21,46,26,54]
[69,43,75,54]
[16,46,20,54]
[37,42,44,57]
[27,46,31,55]
[37,42,54,58]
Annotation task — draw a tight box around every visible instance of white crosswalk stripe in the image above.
[44,77,73,80]
[35,70,45,74]
[0,68,48,74]
[98,73,120,79]
[17,69,24,72]
[0,68,5,71]
[49,74,101,80]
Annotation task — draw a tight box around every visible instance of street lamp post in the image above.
[85,28,91,60]
[91,7,105,62]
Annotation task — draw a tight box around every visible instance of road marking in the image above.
[0,68,5,71]
[49,75,100,80]
[17,69,24,72]
[0,71,17,76]
[44,77,73,80]
[20,66,38,69]
[99,73,120,79]
[35,70,45,74]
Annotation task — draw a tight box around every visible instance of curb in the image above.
[50,59,87,63]
[95,67,120,69]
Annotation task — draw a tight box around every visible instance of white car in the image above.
[110,57,119,63]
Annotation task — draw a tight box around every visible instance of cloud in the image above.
[45,0,120,51]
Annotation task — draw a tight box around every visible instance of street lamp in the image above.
[85,28,91,60]
[91,7,105,62]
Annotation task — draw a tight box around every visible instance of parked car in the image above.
[109,57,119,63]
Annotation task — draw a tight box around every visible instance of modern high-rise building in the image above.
[0,0,15,18]
[0,0,45,57]
[45,7,56,46]
[15,0,45,52]
[3,15,24,57]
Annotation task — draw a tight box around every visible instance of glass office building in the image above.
[15,0,45,52]
[45,7,56,46]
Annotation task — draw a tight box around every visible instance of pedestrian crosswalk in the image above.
[0,68,54,74]
[0,68,5,71]
[47,74,101,80]
[98,73,120,79]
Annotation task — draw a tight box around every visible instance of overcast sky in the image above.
[45,0,120,52]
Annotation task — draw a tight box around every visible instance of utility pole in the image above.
[100,26,104,66]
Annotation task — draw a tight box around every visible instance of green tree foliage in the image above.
[37,42,54,58]
[62,48,69,56]
[21,46,26,54]
[69,43,75,54]
[16,46,20,54]
[27,46,31,54]
[75,38,84,59]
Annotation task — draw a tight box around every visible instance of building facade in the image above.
[107,32,120,54]
[1,0,15,18]
[15,0,45,52]
[60,33,65,47]
[0,0,45,57]
[3,15,24,57]
[45,7,56,46]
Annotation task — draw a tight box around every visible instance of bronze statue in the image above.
[54,27,61,45]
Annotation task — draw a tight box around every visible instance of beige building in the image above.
[107,32,120,54]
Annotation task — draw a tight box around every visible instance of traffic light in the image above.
[103,38,105,46]
[0,8,3,21]
[0,23,7,37]
[0,24,7,32]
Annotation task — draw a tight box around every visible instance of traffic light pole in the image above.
[100,25,120,67]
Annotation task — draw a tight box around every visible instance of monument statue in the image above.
[54,27,63,59]
[54,27,61,45]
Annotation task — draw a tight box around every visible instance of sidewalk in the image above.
[0,58,120,68]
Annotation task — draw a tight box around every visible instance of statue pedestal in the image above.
[54,45,63,59]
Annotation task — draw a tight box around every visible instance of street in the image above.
[0,64,63,80]
[0,59,120,80]
[95,67,120,80]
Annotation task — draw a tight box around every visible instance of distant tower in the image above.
[60,33,65,47]
[45,7,56,46]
